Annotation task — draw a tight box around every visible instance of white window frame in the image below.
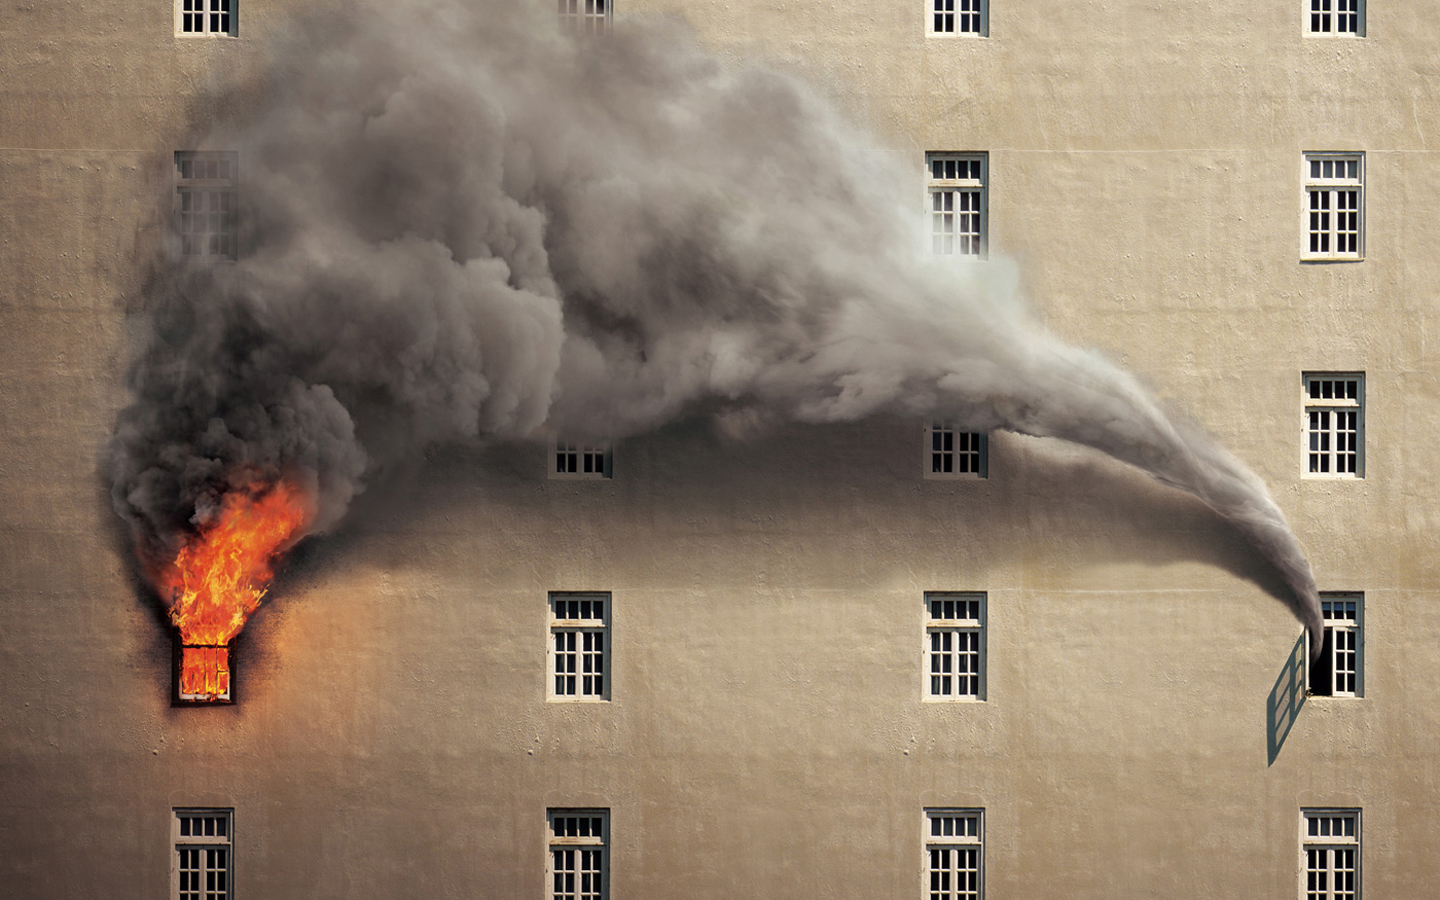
[925,592,986,701]
[549,592,610,701]
[928,0,987,36]
[925,423,988,479]
[550,437,612,480]
[1301,809,1361,900]
[547,809,609,900]
[176,0,237,37]
[175,151,238,261]
[1306,0,1364,36]
[924,809,984,900]
[1303,373,1364,478]
[558,0,610,34]
[173,808,233,900]
[927,153,988,258]
[1308,593,1364,698]
[1302,153,1364,261]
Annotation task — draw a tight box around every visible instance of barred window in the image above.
[550,592,609,701]
[925,809,983,900]
[551,438,612,479]
[1308,0,1363,36]
[175,152,237,260]
[548,810,608,900]
[926,423,988,478]
[1302,809,1360,900]
[1304,154,1363,260]
[1304,374,1363,478]
[926,593,985,701]
[559,0,610,34]
[927,153,987,257]
[177,0,236,36]
[173,809,232,900]
[930,0,985,35]
[1310,594,1363,697]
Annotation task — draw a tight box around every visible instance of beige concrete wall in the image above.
[2,1,1438,898]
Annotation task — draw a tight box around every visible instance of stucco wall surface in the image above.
[2,1,1438,898]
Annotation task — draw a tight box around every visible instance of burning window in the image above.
[925,592,986,701]
[1308,0,1363,36]
[175,151,238,259]
[550,437,612,480]
[1302,809,1361,900]
[927,153,987,258]
[550,592,610,701]
[163,480,310,705]
[173,809,233,900]
[177,642,234,704]
[1303,153,1363,260]
[1309,594,1364,697]
[177,0,237,37]
[548,810,608,900]
[1304,373,1364,478]
[925,422,988,479]
[930,0,985,36]
[925,809,984,900]
[558,0,609,35]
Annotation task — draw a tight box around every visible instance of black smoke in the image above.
[107,0,1322,642]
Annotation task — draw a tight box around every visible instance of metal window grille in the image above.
[550,593,609,700]
[927,154,986,257]
[932,0,983,34]
[558,0,609,34]
[926,593,985,700]
[1304,155,1363,259]
[927,423,987,478]
[174,810,232,900]
[180,0,234,35]
[1311,595,1362,697]
[1302,810,1360,900]
[925,810,983,900]
[548,810,608,900]
[175,152,237,260]
[1304,374,1363,477]
[554,439,612,479]
[1309,0,1362,35]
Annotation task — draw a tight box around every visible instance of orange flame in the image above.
[162,480,311,651]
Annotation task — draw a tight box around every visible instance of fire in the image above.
[160,479,311,701]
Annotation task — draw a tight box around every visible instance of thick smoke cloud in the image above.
[108,0,1322,641]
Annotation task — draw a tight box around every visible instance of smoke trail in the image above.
[107,0,1322,643]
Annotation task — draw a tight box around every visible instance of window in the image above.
[558,0,610,34]
[927,153,987,257]
[925,592,985,701]
[1308,0,1363,36]
[1304,373,1364,477]
[173,809,233,900]
[1303,154,1363,260]
[177,644,232,704]
[925,809,983,900]
[1302,809,1360,900]
[175,152,237,260]
[925,423,988,478]
[930,0,986,35]
[177,0,236,36]
[1309,594,1363,697]
[550,437,612,479]
[548,810,608,900]
[549,592,609,701]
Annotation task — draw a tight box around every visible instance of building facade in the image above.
[1,1,1437,898]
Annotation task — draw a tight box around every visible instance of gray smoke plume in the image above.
[108,0,1322,643]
